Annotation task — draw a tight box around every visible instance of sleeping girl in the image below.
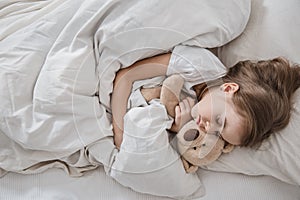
[111,47,300,151]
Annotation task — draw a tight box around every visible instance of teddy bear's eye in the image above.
[193,147,197,150]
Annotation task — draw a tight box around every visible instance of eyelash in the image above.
[216,115,223,126]
[214,131,224,139]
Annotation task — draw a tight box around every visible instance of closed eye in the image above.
[223,118,227,129]
[215,115,223,126]
[214,131,224,140]
[214,131,221,137]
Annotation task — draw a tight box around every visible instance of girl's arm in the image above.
[111,53,171,148]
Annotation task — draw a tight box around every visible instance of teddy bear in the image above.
[140,74,234,173]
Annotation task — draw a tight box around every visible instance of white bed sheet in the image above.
[0,167,299,200]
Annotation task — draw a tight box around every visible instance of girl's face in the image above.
[191,83,246,145]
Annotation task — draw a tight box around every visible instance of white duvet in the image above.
[0,0,250,185]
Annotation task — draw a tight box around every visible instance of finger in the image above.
[175,105,181,121]
[179,101,186,111]
[181,98,191,112]
[179,100,187,113]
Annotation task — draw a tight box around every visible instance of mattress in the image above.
[0,167,299,200]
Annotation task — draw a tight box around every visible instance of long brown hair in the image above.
[222,57,300,147]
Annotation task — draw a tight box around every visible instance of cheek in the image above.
[221,106,246,145]
[192,101,211,119]
[221,132,242,146]
[191,104,198,119]
[198,100,212,115]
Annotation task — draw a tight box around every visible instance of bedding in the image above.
[0,0,251,199]
[204,0,300,187]
[1,0,300,199]
[1,167,300,200]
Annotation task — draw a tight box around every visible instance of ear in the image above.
[220,82,239,94]
[181,157,199,173]
[222,143,235,153]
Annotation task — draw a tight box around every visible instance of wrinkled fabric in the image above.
[0,0,250,177]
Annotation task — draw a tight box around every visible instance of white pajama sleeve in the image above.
[112,101,174,173]
[168,45,227,95]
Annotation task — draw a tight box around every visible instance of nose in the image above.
[183,129,200,141]
[191,105,197,119]
[198,117,210,133]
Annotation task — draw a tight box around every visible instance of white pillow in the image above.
[218,0,300,67]
[205,0,300,186]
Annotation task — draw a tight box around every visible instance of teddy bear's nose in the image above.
[183,129,199,141]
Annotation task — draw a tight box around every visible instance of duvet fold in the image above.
[0,0,251,177]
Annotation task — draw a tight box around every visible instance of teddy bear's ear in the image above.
[222,143,235,153]
[181,157,198,173]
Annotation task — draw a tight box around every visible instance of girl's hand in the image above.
[112,119,123,150]
[170,97,195,132]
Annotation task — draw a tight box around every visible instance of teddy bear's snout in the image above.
[183,129,199,141]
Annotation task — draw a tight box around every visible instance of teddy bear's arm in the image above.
[140,87,162,102]
[181,157,198,173]
[139,74,183,117]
